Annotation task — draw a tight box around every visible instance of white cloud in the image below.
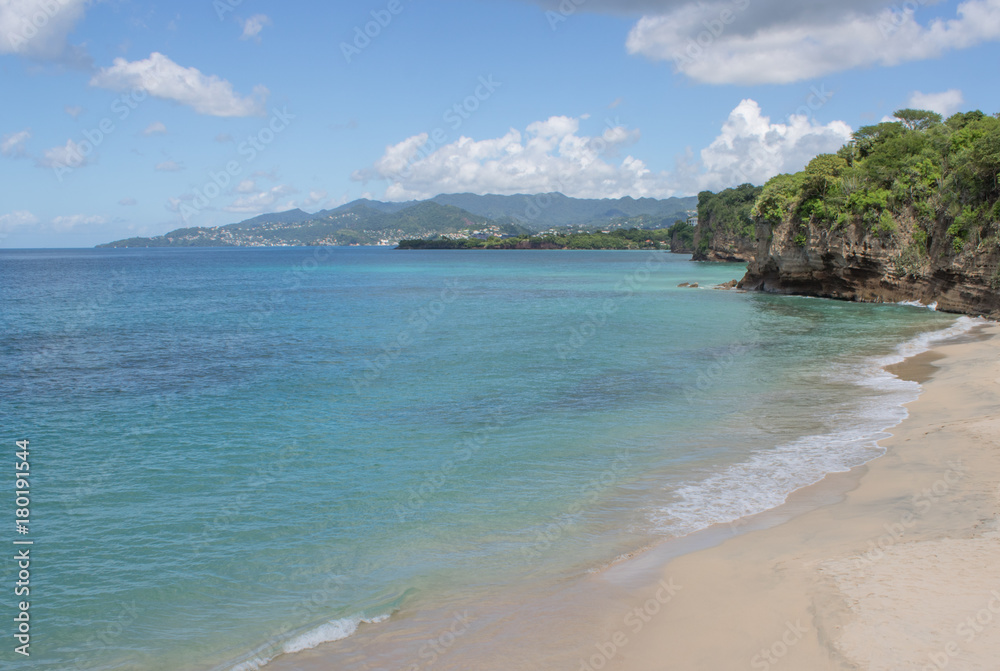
[0,210,39,234]
[155,160,183,172]
[224,185,297,213]
[620,0,1000,84]
[689,99,853,191]
[0,0,89,63]
[65,105,84,119]
[301,190,328,208]
[37,138,91,169]
[142,121,167,136]
[235,179,257,193]
[90,52,269,117]
[51,214,107,231]
[354,115,657,200]
[907,89,965,116]
[240,14,272,41]
[356,101,853,200]
[119,197,137,206]
[1,129,31,157]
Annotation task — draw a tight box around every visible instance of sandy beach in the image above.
[594,322,1000,670]
[267,320,1000,671]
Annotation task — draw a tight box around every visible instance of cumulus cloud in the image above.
[1,129,31,157]
[354,115,655,200]
[0,210,39,234]
[0,0,90,63]
[234,179,257,193]
[301,190,329,208]
[907,89,965,116]
[224,185,297,213]
[65,105,84,119]
[37,138,91,169]
[356,101,853,200]
[215,133,234,143]
[142,121,167,136]
[90,52,268,117]
[119,197,137,206]
[240,14,271,41]
[688,99,853,191]
[154,160,183,172]
[534,0,1000,84]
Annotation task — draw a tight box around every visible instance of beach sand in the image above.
[263,321,1000,671]
[601,322,1000,671]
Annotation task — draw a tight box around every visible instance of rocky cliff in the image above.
[711,110,1000,318]
[691,185,761,262]
[738,212,1000,317]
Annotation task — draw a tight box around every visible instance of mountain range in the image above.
[97,193,697,248]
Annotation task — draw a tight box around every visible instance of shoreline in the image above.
[256,316,990,671]
[603,321,1000,670]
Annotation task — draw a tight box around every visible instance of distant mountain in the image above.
[426,193,697,230]
[97,192,697,248]
[98,202,531,248]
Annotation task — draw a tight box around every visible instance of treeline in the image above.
[397,227,678,250]
[695,184,762,257]
[752,109,1000,252]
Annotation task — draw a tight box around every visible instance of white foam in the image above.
[648,316,984,537]
[223,613,390,671]
[283,614,389,655]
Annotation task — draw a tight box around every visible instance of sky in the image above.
[1,0,999,247]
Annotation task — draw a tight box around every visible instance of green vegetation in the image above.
[695,183,763,256]
[669,219,695,251]
[397,227,676,250]
[751,109,1000,254]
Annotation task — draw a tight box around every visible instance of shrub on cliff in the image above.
[752,108,1000,255]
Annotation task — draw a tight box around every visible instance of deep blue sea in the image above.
[0,247,970,670]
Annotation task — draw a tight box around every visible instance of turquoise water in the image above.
[0,247,964,670]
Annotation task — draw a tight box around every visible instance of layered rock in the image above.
[738,214,1000,318]
[691,185,761,262]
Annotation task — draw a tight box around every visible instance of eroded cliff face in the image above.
[738,214,1000,317]
[692,225,756,263]
[691,185,761,263]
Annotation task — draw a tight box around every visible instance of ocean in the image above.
[0,247,969,670]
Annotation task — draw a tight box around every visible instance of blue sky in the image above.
[2,0,999,247]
